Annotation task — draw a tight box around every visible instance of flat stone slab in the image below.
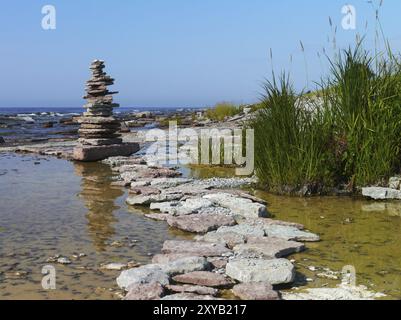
[225,258,295,285]
[162,240,232,257]
[232,283,280,300]
[124,282,165,300]
[166,214,236,233]
[282,284,386,300]
[362,187,401,200]
[233,237,305,258]
[160,256,209,276]
[73,143,139,162]
[166,284,218,296]
[151,198,214,216]
[172,271,234,287]
[203,193,269,218]
[216,224,265,238]
[195,231,246,249]
[126,193,183,206]
[239,217,305,230]
[116,264,169,289]
[152,254,197,264]
[161,293,220,300]
[264,225,320,242]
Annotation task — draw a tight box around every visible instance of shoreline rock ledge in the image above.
[73,60,138,162]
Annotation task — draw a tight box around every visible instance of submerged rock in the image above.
[172,271,234,287]
[282,284,386,300]
[232,282,280,300]
[116,264,169,289]
[225,258,295,285]
[264,225,320,242]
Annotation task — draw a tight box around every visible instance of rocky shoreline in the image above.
[0,122,388,300]
[95,154,383,300]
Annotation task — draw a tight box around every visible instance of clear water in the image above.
[0,153,188,300]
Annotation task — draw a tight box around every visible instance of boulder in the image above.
[264,225,320,242]
[162,240,232,257]
[116,264,169,289]
[161,256,209,276]
[225,258,295,285]
[233,237,305,258]
[232,282,280,300]
[73,143,139,162]
[124,282,165,300]
[362,187,401,200]
[203,193,269,218]
[172,271,234,287]
[166,214,236,233]
[166,284,218,296]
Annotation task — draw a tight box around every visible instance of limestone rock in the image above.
[216,224,265,238]
[160,256,209,276]
[264,225,320,242]
[166,285,218,296]
[232,282,280,300]
[172,271,234,287]
[203,193,269,218]
[225,258,295,285]
[161,293,220,300]
[116,264,169,289]
[362,187,401,200]
[166,214,236,233]
[162,240,232,257]
[282,284,386,300]
[124,282,165,300]
[233,237,305,258]
[195,231,246,249]
[73,143,139,162]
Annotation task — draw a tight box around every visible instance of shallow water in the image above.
[0,153,188,300]
[2,155,401,300]
[255,191,401,299]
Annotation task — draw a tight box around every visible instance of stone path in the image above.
[102,155,321,300]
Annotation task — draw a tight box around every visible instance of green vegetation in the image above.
[206,102,242,121]
[252,44,401,194]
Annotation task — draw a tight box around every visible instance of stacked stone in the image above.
[78,60,122,146]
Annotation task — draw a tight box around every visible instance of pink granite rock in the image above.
[172,271,234,287]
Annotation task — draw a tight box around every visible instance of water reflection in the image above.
[74,162,124,251]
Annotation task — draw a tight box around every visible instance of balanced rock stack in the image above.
[73,60,139,162]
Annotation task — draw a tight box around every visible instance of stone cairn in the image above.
[73,60,139,162]
[79,60,121,146]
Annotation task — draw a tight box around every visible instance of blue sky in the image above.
[1,0,400,108]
